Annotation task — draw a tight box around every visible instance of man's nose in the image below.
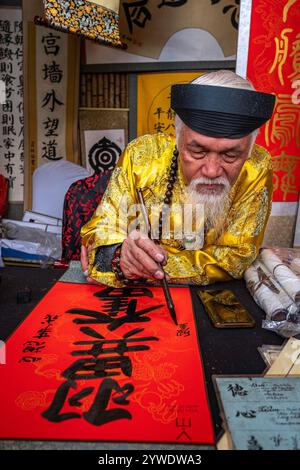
[200,154,223,179]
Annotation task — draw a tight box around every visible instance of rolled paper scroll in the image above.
[244,260,298,321]
[290,258,300,276]
[260,249,300,306]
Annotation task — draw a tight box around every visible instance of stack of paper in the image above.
[1,212,62,265]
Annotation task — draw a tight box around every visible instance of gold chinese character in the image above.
[265,94,300,148]
[272,151,300,200]
[283,0,297,23]
[269,28,293,85]
[288,33,300,81]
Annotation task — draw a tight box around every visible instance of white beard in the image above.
[184,176,231,240]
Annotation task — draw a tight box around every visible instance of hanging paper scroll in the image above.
[0,282,214,444]
[247,0,300,202]
[119,0,238,59]
[0,8,24,203]
[86,0,239,64]
[25,21,80,209]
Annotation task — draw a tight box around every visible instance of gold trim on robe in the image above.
[81,133,273,287]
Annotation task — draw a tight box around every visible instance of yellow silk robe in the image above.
[81,133,273,287]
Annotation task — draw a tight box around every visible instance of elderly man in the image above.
[81,70,275,287]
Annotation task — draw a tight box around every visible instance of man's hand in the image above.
[80,243,100,284]
[120,230,168,281]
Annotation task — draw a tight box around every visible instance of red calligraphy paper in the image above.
[247,0,300,202]
[0,282,214,444]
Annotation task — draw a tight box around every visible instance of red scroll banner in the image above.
[247,0,300,202]
[0,282,214,444]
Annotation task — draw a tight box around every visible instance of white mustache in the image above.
[190,176,230,190]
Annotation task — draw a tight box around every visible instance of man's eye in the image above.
[191,150,206,158]
[223,154,237,162]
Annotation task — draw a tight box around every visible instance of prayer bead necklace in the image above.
[158,147,179,240]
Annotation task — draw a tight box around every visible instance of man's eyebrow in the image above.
[187,141,243,154]
[220,146,243,154]
[187,141,207,149]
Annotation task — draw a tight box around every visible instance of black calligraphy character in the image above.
[67,299,163,331]
[154,122,165,133]
[167,107,175,120]
[42,314,59,325]
[4,162,14,176]
[96,287,154,299]
[272,434,283,447]
[42,33,61,56]
[176,417,192,441]
[7,176,16,189]
[42,378,133,425]
[83,378,133,425]
[0,20,12,33]
[3,137,15,150]
[1,32,14,46]
[42,140,62,161]
[72,327,158,359]
[42,89,64,112]
[18,138,24,150]
[5,86,13,100]
[2,73,16,88]
[43,117,59,137]
[154,107,165,120]
[41,380,84,422]
[247,435,263,450]
[42,61,63,83]
[67,287,161,331]
[227,383,248,397]
[158,0,188,8]
[164,123,175,132]
[94,287,154,317]
[19,356,41,363]
[62,356,132,380]
[33,325,52,339]
[2,114,14,126]
[15,33,22,45]
[236,409,256,418]
[22,341,45,354]
[14,47,22,60]
[2,122,16,135]
[14,20,22,33]
[123,0,152,34]
[0,48,13,61]
[0,62,12,73]
[210,0,240,30]
[176,323,190,337]
[17,101,23,114]
[2,100,12,113]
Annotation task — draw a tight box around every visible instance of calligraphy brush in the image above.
[136,188,178,326]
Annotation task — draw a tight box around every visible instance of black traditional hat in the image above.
[171,84,275,138]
